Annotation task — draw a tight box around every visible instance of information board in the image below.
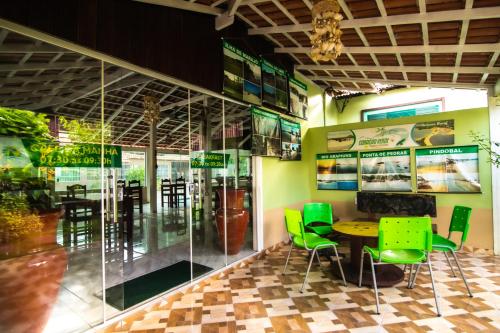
[222,41,262,105]
[316,152,358,190]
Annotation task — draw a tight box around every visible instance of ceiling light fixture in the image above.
[310,0,343,62]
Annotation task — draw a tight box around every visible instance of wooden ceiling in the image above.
[0,28,250,150]
[190,0,500,93]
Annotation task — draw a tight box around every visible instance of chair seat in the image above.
[293,233,337,249]
[306,225,333,236]
[364,246,427,264]
[432,234,457,251]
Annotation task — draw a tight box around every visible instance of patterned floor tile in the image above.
[100,246,500,333]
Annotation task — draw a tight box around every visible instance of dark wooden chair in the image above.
[126,180,143,214]
[161,178,172,207]
[67,184,87,198]
[64,184,94,246]
[174,177,187,207]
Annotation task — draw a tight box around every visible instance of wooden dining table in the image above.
[331,221,405,287]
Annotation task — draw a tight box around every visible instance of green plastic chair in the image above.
[409,206,473,297]
[359,216,441,316]
[283,208,346,292]
[303,202,333,236]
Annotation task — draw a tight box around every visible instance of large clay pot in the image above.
[215,188,250,255]
[0,210,67,333]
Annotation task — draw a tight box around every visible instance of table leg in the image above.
[331,236,404,287]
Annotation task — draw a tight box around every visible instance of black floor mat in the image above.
[106,260,212,310]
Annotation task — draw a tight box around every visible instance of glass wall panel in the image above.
[190,94,227,276]
[102,65,192,313]
[0,28,104,332]
[222,100,254,264]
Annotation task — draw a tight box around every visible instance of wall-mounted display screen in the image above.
[416,145,481,193]
[360,149,412,192]
[222,41,261,105]
[261,59,288,111]
[251,107,281,157]
[317,152,358,190]
[280,119,301,161]
[289,77,308,119]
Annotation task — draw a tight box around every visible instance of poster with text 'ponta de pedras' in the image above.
[360,149,412,192]
[316,152,358,190]
[416,145,481,193]
[222,41,262,105]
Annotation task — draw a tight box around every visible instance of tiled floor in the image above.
[0,202,254,333]
[101,244,500,333]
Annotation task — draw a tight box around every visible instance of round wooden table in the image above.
[331,221,404,287]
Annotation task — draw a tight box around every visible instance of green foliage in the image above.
[0,107,52,141]
[469,131,500,168]
[59,116,112,144]
[0,192,43,241]
[126,167,145,183]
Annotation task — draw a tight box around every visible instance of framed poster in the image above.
[280,119,301,161]
[251,107,281,157]
[261,59,288,111]
[360,149,412,192]
[416,145,481,193]
[317,152,358,190]
[289,77,308,119]
[361,98,444,121]
[327,119,454,151]
[222,41,261,105]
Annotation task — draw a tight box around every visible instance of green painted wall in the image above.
[304,108,492,209]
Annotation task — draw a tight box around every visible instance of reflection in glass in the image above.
[0,28,104,333]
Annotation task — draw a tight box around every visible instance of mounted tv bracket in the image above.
[325,87,352,114]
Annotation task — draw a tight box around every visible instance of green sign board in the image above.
[317,152,357,160]
[360,149,410,159]
[191,152,229,169]
[22,140,122,168]
[415,145,478,156]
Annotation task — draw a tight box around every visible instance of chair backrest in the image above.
[117,179,126,188]
[303,202,333,226]
[176,177,185,184]
[284,208,305,239]
[67,184,87,198]
[128,180,141,187]
[449,205,472,246]
[378,216,432,252]
[161,178,171,185]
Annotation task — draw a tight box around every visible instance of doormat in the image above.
[105,260,212,310]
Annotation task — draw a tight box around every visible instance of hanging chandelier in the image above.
[143,95,160,124]
[310,0,343,62]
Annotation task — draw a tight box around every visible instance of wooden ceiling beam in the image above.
[295,64,500,75]
[248,6,500,35]
[276,44,500,54]
[307,75,490,89]
[133,0,223,15]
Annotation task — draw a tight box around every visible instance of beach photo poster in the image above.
[261,59,288,111]
[222,41,261,105]
[251,107,281,157]
[416,145,481,193]
[289,77,308,119]
[317,152,358,190]
[280,119,301,161]
[360,149,412,192]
